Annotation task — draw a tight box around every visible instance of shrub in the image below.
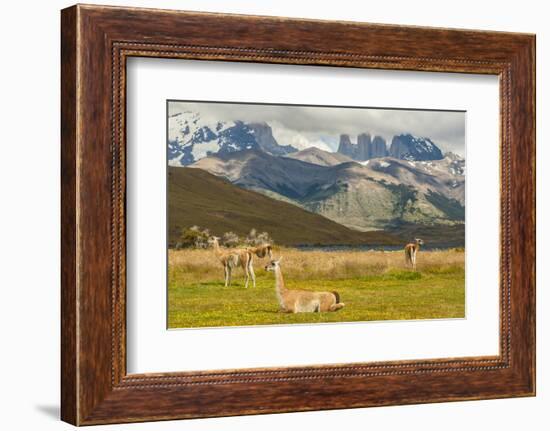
[245,228,273,246]
[178,226,210,249]
[222,231,240,248]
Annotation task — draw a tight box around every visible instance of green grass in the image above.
[168,249,465,328]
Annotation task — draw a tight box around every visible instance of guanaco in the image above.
[247,243,273,260]
[404,238,424,271]
[208,237,255,288]
[265,257,344,313]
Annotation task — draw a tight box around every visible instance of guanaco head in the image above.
[415,238,424,245]
[207,236,221,246]
[265,256,283,272]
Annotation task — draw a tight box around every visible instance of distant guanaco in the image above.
[208,237,255,288]
[404,238,424,271]
[247,243,273,260]
[265,257,344,313]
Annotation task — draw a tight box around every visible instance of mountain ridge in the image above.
[285,146,354,166]
[168,166,402,246]
[169,112,452,166]
[190,149,465,233]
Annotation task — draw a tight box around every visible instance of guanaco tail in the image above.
[208,236,255,288]
[265,257,344,313]
[404,238,424,271]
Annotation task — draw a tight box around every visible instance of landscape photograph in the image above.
[167,100,466,329]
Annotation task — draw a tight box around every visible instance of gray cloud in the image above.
[169,101,465,156]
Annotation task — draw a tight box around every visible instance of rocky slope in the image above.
[190,149,465,233]
[389,133,444,161]
[168,166,401,246]
[285,147,354,166]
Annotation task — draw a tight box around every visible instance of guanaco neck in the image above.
[273,266,288,309]
[274,266,287,295]
[212,239,222,258]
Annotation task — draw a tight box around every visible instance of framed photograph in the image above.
[61,4,535,425]
[165,100,467,329]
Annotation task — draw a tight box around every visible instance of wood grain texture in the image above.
[60,5,78,425]
[60,4,536,425]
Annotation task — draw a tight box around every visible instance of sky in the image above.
[168,101,466,157]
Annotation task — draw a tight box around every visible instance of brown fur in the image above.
[247,244,273,259]
[266,258,345,313]
[404,238,423,271]
[209,237,255,288]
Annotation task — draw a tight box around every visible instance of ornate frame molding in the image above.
[61,5,535,425]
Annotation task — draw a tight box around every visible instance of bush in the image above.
[222,231,240,248]
[245,228,273,246]
[176,227,273,249]
[178,226,210,249]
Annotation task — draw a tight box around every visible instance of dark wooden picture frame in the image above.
[61,4,535,425]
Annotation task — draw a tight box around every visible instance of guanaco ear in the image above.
[277,256,283,263]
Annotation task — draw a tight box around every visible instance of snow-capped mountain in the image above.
[168,112,297,166]
[389,133,444,161]
[336,132,446,162]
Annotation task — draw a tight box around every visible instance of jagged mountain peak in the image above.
[168,112,297,166]
[389,133,444,161]
[337,133,388,161]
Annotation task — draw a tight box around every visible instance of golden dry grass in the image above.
[169,247,464,282]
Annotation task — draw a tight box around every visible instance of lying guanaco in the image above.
[265,257,344,313]
[404,238,424,271]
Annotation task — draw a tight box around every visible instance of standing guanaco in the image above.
[404,238,424,271]
[208,237,255,288]
[247,243,273,260]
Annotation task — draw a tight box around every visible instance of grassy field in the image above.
[168,247,465,328]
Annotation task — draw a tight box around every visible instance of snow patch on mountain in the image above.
[168,112,296,165]
[389,133,444,161]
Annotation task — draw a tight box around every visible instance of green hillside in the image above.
[168,167,402,247]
